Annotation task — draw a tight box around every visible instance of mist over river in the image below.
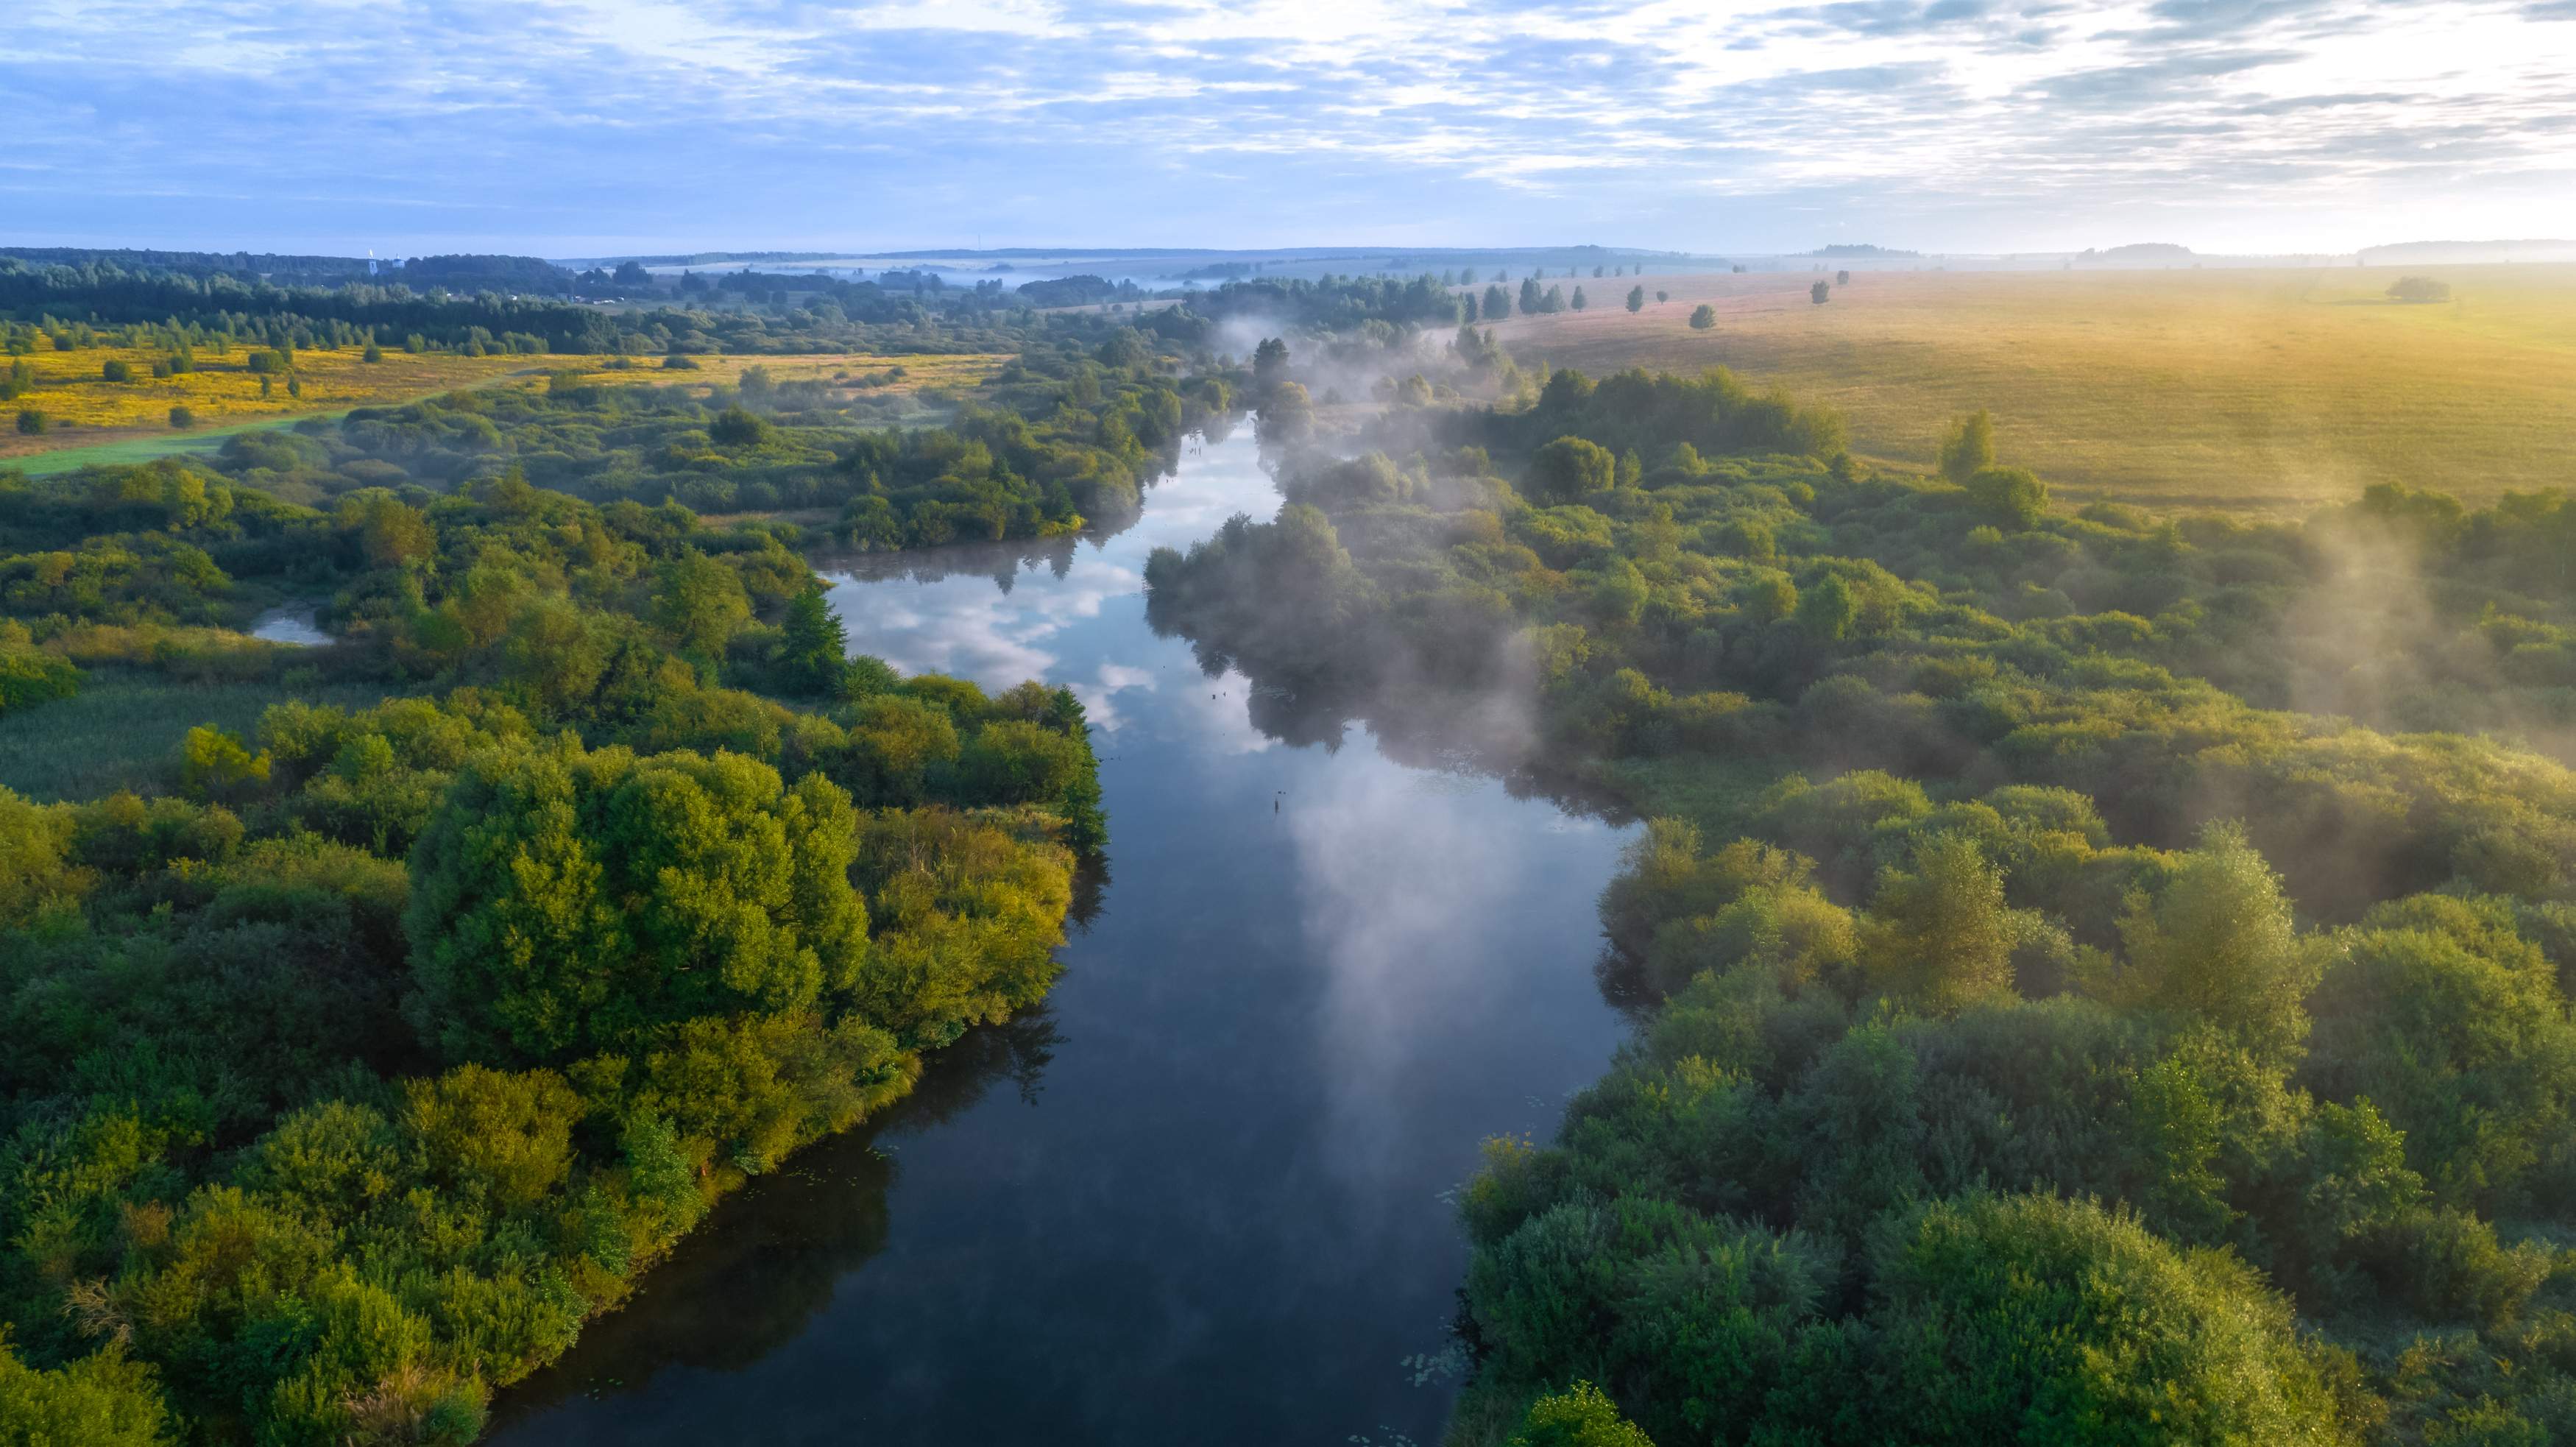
[486,427,1637,1445]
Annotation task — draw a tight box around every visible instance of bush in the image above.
[709,405,774,448]
[102,358,133,382]
[1967,464,2048,528]
[1688,304,1717,330]
[1528,436,1616,504]
[14,409,43,435]
[169,405,194,429]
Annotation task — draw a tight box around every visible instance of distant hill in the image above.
[2360,239,2576,264]
[2081,243,2195,262]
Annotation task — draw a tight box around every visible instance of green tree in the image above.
[102,359,132,382]
[0,1342,171,1446]
[168,406,193,429]
[1795,573,1858,641]
[1858,834,2020,1012]
[1967,464,2048,528]
[182,724,272,799]
[1937,408,1995,483]
[1625,284,1645,313]
[1521,276,1543,314]
[404,738,868,1064]
[778,582,850,696]
[1810,280,1830,304]
[1485,283,1512,318]
[1875,1194,2364,1443]
[1508,1381,1655,1446]
[2388,276,2451,303]
[1688,304,1716,330]
[1571,286,1588,311]
[2112,821,2316,1058]
[652,551,751,659]
[1528,436,1615,504]
[15,410,45,434]
[708,405,773,447]
[1252,337,1290,391]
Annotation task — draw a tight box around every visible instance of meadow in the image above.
[1477,263,2576,514]
[0,667,422,802]
[0,345,536,459]
[2,350,1013,473]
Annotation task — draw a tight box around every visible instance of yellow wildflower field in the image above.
[1,347,1016,466]
[0,345,534,454]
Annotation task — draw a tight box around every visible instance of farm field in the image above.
[1476,263,2576,514]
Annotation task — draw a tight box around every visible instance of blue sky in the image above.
[8,0,2574,257]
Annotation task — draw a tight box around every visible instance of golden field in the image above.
[1476,263,2576,515]
[0,347,535,460]
[0,349,1011,467]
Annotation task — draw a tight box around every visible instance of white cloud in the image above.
[7,0,2572,251]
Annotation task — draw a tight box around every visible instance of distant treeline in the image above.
[0,258,1044,358]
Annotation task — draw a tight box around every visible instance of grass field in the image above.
[1477,263,2576,515]
[0,347,538,461]
[0,669,426,802]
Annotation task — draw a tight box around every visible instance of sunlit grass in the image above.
[1487,263,2576,515]
[0,345,534,437]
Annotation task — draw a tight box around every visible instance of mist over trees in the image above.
[1145,365,2576,1445]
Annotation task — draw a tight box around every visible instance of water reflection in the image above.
[489,428,1638,1446]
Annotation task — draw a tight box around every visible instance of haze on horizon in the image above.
[7,0,2575,260]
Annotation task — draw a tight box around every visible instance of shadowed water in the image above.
[486,428,1635,1446]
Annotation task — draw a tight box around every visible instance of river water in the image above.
[486,427,1637,1446]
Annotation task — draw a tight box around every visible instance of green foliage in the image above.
[1529,436,1616,505]
[1966,464,2047,528]
[0,1342,171,1446]
[1134,359,2576,1437]
[1857,834,2023,1012]
[1507,1381,1655,1446]
[776,583,848,696]
[1937,408,1995,483]
[1687,305,1716,330]
[2109,822,2316,1059]
[404,737,866,1063]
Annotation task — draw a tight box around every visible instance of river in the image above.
[485,425,1638,1446]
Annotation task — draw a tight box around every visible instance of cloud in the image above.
[6,0,2575,252]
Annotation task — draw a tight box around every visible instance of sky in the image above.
[7,0,2575,258]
